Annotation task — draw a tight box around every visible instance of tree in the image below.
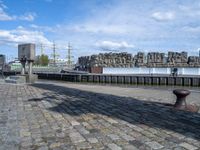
[40,54,49,66]
[34,55,49,66]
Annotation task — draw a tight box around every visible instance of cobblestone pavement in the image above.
[0,81,200,150]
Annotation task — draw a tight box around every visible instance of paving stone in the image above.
[179,142,198,150]
[107,143,122,150]
[75,142,92,150]
[56,132,65,138]
[106,118,118,124]
[165,136,183,144]
[160,140,178,149]
[49,142,62,149]
[87,137,98,144]
[123,144,139,150]
[37,146,49,150]
[121,134,135,141]
[77,127,90,135]
[129,140,143,148]
[20,131,31,137]
[173,147,187,150]
[115,139,129,146]
[69,132,86,144]
[70,120,80,126]
[107,134,120,141]
[91,142,104,149]
[0,82,200,150]
[145,141,164,150]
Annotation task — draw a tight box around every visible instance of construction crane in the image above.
[67,42,72,65]
[51,42,59,66]
[36,43,53,56]
[40,43,44,55]
[36,42,76,67]
[66,42,74,67]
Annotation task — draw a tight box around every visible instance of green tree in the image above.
[40,54,49,66]
[34,55,49,66]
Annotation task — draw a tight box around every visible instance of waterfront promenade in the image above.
[0,80,200,150]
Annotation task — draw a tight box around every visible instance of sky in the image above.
[1,0,200,62]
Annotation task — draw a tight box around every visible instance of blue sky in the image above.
[1,0,200,62]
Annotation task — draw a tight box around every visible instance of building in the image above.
[147,52,165,67]
[78,52,134,71]
[167,51,188,67]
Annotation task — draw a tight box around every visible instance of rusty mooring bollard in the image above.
[173,89,199,112]
[173,89,190,109]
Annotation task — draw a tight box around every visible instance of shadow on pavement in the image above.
[30,83,200,140]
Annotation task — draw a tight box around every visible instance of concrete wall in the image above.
[103,67,200,75]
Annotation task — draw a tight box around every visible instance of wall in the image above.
[103,67,200,75]
[36,73,200,87]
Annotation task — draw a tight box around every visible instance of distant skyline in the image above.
[1,0,200,62]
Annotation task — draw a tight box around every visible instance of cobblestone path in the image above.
[0,82,200,150]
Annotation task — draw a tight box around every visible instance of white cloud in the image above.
[54,1,147,36]
[0,0,7,9]
[3,0,197,58]
[151,11,175,21]
[30,24,55,32]
[0,26,52,45]
[0,7,14,21]
[69,23,132,35]
[182,26,200,34]
[18,12,36,21]
[179,5,200,17]
[96,41,134,50]
[0,1,36,21]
